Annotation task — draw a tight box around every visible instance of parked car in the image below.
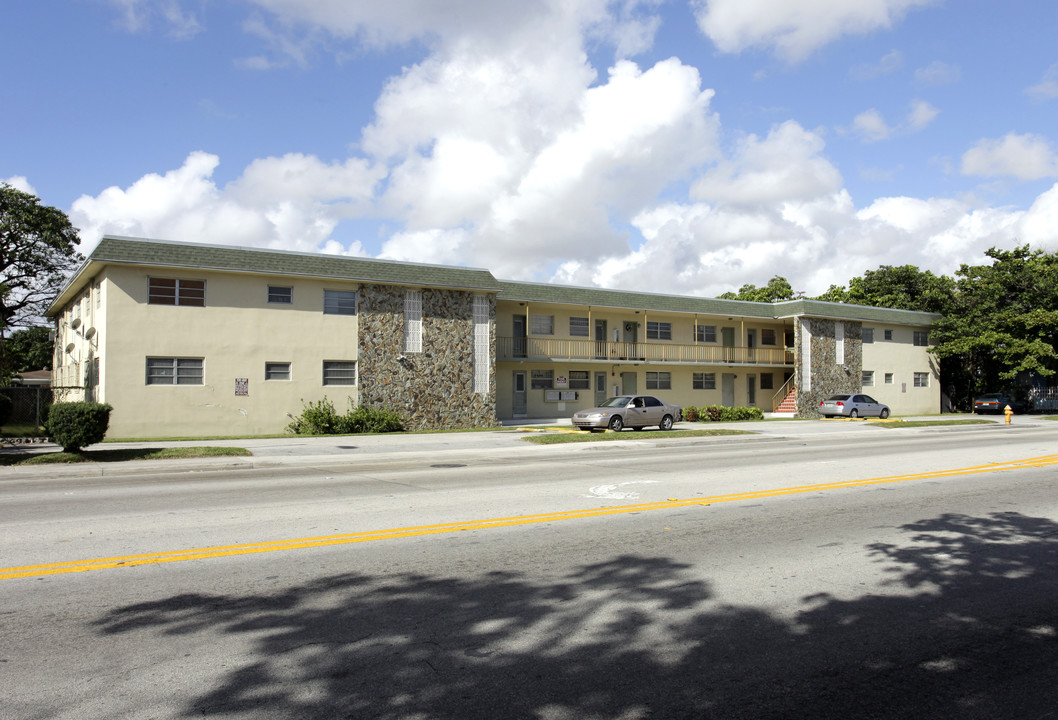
[572,395,681,432]
[973,393,1029,414]
[819,394,890,419]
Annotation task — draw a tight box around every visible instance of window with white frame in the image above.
[404,290,423,353]
[695,325,717,343]
[323,361,357,385]
[323,290,357,315]
[531,369,553,389]
[693,372,716,389]
[569,316,589,337]
[646,321,672,340]
[914,331,930,346]
[862,370,874,386]
[646,371,671,389]
[265,362,291,381]
[862,328,874,343]
[761,329,777,345]
[568,370,590,389]
[914,372,929,387]
[148,278,205,306]
[268,286,293,304]
[146,357,203,385]
[473,295,490,394]
[531,314,553,335]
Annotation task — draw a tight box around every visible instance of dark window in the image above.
[568,370,590,389]
[760,373,773,390]
[914,331,930,346]
[646,321,672,340]
[531,369,553,389]
[268,286,293,304]
[146,357,203,385]
[148,278,205,306]
[569,317,589,337]
[862,328,874,343]
[646,371,671,389]
[884,329,893,341]
[695,325,717,343]
[693,372,716,389]
[761,329,776,345]
[324,290,357,315]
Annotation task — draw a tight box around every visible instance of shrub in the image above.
[46,401,113,452]
[287,397,405,435]
[697,405,764,422]
[683,406,699,422]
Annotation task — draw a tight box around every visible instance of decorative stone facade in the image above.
[795,318,863,416]
[358,284,497,430]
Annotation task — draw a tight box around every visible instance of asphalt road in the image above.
[3,419,1058,719]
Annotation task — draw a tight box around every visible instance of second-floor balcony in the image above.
[497,336,794,366]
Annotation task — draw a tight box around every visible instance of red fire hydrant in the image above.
[1004,404,1013,425]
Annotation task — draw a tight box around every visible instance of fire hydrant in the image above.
[1004,404,1013,424]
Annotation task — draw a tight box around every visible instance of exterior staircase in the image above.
[771,389,798,417]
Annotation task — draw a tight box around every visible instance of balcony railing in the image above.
[497,337,793,365]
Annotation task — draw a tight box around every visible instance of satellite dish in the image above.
[65,343,76,354]
[84,327,96,340]
[70,317,81,329]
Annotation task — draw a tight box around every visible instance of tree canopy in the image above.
[718,276,795,303]
[0,185,82,382]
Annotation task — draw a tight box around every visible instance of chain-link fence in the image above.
[1,386,84,433]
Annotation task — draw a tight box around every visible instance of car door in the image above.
[643,396,665,425]
[856,395,880,416]
[628,396,652,427]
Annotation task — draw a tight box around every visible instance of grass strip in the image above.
[523,428,753,444]
[0,446,252,466]
[869,419,996,429]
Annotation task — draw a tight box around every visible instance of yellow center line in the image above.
[4,453,1057,580]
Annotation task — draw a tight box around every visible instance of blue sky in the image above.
[3,0,1057,296]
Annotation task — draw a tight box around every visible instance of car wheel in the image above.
[660,415,673,431]
[850,409,859,418]
[879,408,890,419]
[608,416,624,432]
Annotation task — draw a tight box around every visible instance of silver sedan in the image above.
[819,393,890,419]
[572,395,681,432]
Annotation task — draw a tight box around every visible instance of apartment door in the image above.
[746,329,756,363]
[513,371,527,416]
[621,372,637,395]
[722,373,736,406]
[513,315,527,358]
[722,327,735,362]
[623,321,639,359]
[747,374,756,406]
[595,372,608,406]
[594,320,608,359]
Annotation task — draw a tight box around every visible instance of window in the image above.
[323,361,357,385]
[835,322,844,364]
[760,373,774,390]
[569,316,589,337]
[531,314,553,335]
[695,325,717,343]
[148,278,205,306]
[404,290,423,353]
[473,296,490,394]
[884,329,893,341]
[646,321,672,340]
[914,331,930,346]
[569,370,590,389]
[761,329,777,346]
[693,372,716,390]
[862,370,874,387]
[531,369,553,389]
[146,357,203,385]
[268,286,292,304]
[885,373,894,384]
[646,371,671,389]
[265,362,291,381]
[914,372,930,388]
[324,290,357,315]
[862,328,874,343]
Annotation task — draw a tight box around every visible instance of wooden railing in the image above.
[497,336,792,365]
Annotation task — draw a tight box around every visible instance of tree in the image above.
[815,265,954,314]
[719,276,795,303]
[0,185,82,381]
[5,326,54,373]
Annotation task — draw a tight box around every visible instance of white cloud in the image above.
[108,0,203,39]
[853,109,893,142]
[691,0,937,62]
[1025,64,1058,101]
[914,60,961,86]
[906,99,939,130]
[849,49,904,81]
[2,176,36,195]
[1018,182,1058,248]
[962,133,1058,181]
[850,100,938,142]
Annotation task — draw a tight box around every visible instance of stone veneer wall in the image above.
[795,318,863,416]
[358,284,497,430]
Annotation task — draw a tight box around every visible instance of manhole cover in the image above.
[430,463,467,468]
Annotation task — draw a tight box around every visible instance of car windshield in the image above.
[599,396,632,408]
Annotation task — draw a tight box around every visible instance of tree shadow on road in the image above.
[93,512,1058,719]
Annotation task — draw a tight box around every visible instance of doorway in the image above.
[513,315,527,358]
[621,372,637,395]
[722,373,736,406]
[513,371,527,416]
[595,372,608,406]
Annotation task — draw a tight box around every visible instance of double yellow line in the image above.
[4,453,1057,580]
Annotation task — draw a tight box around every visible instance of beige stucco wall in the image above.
[860,322,940,414]
[85,265,363,438]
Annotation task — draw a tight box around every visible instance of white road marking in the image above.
[583,480,661,500]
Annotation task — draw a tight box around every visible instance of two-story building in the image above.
[47,236,940,438]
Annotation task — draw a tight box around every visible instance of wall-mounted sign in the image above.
[235,378,249,396]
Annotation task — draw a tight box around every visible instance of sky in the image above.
[3,0,1057,298]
